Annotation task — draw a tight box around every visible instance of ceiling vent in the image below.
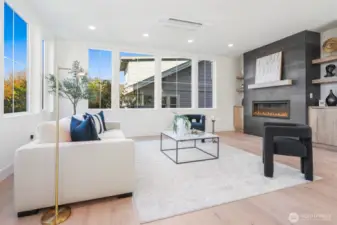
[161,18,203,30]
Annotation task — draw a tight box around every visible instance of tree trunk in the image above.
[73,103,77,115]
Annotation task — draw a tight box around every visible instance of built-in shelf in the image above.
[309,106,337,109]
[312,55,337,64]
[236,76,244,80]
[248,79,293,89]
[236,88,244,93]
[312,77,337,84]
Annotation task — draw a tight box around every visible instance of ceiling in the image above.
[29,0,337,56]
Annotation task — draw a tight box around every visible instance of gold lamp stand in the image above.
[41,66,73,225]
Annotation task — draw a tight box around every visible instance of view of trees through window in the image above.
[161,58,192,108]
[119,52,155,108]
[88,49,112,109]
[4,3,28,114]
[198,60,213,108]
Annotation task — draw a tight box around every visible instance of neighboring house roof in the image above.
[120,57,191,94]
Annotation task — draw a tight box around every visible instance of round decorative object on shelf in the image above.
[323,38,337,53]
[325,90,337,106]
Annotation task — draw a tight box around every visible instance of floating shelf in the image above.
[236,88,244,93]
[312,55,337,64]
[312,77,337,84]
[248,79,293,89]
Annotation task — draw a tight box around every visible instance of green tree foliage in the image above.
[88,79,111,109]
[119,85,137,108]
[46,61,89,115]
[4,72,27,113]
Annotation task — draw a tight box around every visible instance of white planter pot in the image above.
[176,118,190,136]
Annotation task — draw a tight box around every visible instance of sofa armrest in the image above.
[14,138,135,213]
[105,121,121,130]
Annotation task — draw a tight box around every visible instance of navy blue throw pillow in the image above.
[70,116,100,142]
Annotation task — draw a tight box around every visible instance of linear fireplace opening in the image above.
[252,100,290,119]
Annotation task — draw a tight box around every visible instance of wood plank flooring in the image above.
[1,132,337,225]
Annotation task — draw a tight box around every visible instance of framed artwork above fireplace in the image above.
[255,51,282,84]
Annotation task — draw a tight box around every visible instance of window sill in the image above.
[2,112,35,119]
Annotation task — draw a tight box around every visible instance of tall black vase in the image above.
[325,90,337,106]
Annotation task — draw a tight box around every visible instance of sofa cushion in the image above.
[70,116,100,142]
[37,118,72,143]
[99,129,125,140]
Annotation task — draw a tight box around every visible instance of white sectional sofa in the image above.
[14,119,135,216]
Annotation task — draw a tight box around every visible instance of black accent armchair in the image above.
[263,122,313,181]
[183,114,206,132]
[183,114,206,142]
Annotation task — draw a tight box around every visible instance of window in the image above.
[4,3,28,113]
[161,58,191,108]
[119,52,154,108]
[88,49,112,109]
[41,40,45,110]
[198,60,213,108]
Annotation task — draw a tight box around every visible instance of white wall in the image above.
[55,40,239,137]
[320,27,337,99]
[0,0,54,180]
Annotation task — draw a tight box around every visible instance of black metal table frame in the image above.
[160,132,220,164]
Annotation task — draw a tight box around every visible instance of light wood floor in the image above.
[1,132,337,225]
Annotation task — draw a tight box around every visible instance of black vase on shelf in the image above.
[325,90,337,106]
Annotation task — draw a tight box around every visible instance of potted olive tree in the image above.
[46,61,89,115]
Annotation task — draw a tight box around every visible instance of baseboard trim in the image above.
[17,192,134,217]
[0,164,13,182]
[313,143,337,152]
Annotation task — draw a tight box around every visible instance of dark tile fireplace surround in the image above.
[243,31,321,137]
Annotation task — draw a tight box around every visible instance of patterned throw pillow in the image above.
[84,111,106,134]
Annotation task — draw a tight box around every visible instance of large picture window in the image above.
[88,49,112,109]
[119,52,155,108]
[161,58,192,108]
[198,60,213,108]
[4,3,28,113]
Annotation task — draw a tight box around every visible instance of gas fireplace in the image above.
[252,100,290,119]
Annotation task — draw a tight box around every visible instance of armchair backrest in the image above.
[183,114,206,124]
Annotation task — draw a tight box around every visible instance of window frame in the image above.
[119,51,155,109]
[161,57,192,109]
[198,59,215,109]
[87,48,113,109]
[3,2,30,114]
[41,39,45,110]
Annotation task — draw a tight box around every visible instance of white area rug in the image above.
[133,140,318,223]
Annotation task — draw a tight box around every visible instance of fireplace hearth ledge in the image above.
[248,79,293,89]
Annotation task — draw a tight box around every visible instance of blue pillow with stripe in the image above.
[84,111,107,134]
[70,116,100,142]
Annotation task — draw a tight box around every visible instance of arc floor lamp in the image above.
[41,65,86,225]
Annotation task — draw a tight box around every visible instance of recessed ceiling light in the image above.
[88,25,96,30]
[143,33,149,37]
[228,43,234,47]
[188,39,194,43]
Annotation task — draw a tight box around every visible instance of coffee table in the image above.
[160,131,219,164]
